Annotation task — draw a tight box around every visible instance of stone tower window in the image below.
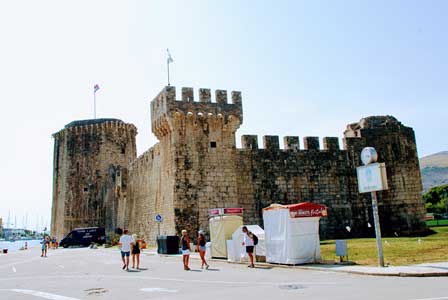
[210,141,217,148]
[121,147,126,154]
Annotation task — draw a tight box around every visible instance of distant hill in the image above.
[420,151,448,192]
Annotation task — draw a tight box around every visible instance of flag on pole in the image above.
[166,49,173,64]
[94,84,100,93]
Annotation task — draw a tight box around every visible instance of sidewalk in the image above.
[154,250,448,277]
[292,262,448,277]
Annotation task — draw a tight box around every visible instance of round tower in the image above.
[51,118,137,240]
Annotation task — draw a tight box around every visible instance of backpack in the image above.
[252,233,258,246]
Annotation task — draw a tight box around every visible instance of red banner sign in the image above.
[223,208,243,215]
[209,208,243,216]
[287,202,328,218]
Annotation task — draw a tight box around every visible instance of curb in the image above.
[149,251,448,278]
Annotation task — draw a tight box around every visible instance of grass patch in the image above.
[426,219,448,227]
[320,226,448,266]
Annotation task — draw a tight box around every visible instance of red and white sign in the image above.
[264,202,327,218]
[223,208,243,215]
[288,202,327,218]
[209,208,243,216]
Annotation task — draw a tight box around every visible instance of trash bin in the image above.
[335,240,348,262]
[157,235,179,254]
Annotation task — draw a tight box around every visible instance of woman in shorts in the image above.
[197,230,209,269]
[181,230,191,271]
[242,226,255,268]
[131,234,141,269]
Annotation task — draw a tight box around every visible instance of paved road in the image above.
[0,247,447,300]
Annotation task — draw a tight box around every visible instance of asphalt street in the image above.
[0,247,447,300]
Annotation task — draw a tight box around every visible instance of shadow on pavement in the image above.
[253,266,273,270]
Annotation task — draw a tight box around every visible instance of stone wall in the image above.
[125,87,426,241]
[120,142,177,244]
[235,136,357,239]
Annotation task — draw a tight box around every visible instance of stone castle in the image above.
[51,86,427,242]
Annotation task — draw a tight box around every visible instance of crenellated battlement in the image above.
[53,118,137,139]
[151,86,243,139]
[240,135,342,152]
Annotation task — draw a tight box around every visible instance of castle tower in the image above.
[344,116,427,236]
[151,86,243,235]
[51,118,137,240]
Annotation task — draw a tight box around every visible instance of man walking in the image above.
[118,229,134,271]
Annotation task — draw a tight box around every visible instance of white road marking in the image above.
[57,264,65,268]
[411,297,448,300]
[2,289,81,300]
[12,266,16,273]
[141,287,178,293]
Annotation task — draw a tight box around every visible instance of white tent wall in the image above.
[264,208,322,264]
[209,215,243,258]
[286,217,321,264]
[228,225,265,263]
[264,209,289,264]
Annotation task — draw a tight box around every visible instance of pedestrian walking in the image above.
[118,229,134,271]
[197,230,209,269]
[131,234,141,269]
[40,236,48,257]
[181,229,191,271]
[242,226,255,268]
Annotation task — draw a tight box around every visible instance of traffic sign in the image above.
[155,214,163,223]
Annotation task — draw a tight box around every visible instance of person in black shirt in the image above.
[181,230,191,271]
[131,234,141,269]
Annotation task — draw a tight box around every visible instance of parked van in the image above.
[59,227,106,248]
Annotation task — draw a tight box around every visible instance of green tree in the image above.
[424,184,448,214]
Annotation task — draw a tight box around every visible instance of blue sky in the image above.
[0,1,446,229]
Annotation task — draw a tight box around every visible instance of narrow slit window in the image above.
[210,141,217,148]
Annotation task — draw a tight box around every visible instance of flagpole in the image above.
[94,90,96,119]
[167,59,170,86]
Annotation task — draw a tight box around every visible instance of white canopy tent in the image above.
[227,225,265,263]
[263,202,327,265]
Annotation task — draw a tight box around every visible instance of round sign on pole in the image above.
[155,214,163,223]
[361,147,378,165]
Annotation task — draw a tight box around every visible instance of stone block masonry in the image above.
[52,87,427,243]
[51,119,137,241]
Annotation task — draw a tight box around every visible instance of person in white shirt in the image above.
[118,229,134,271]
[241,226,255,268]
